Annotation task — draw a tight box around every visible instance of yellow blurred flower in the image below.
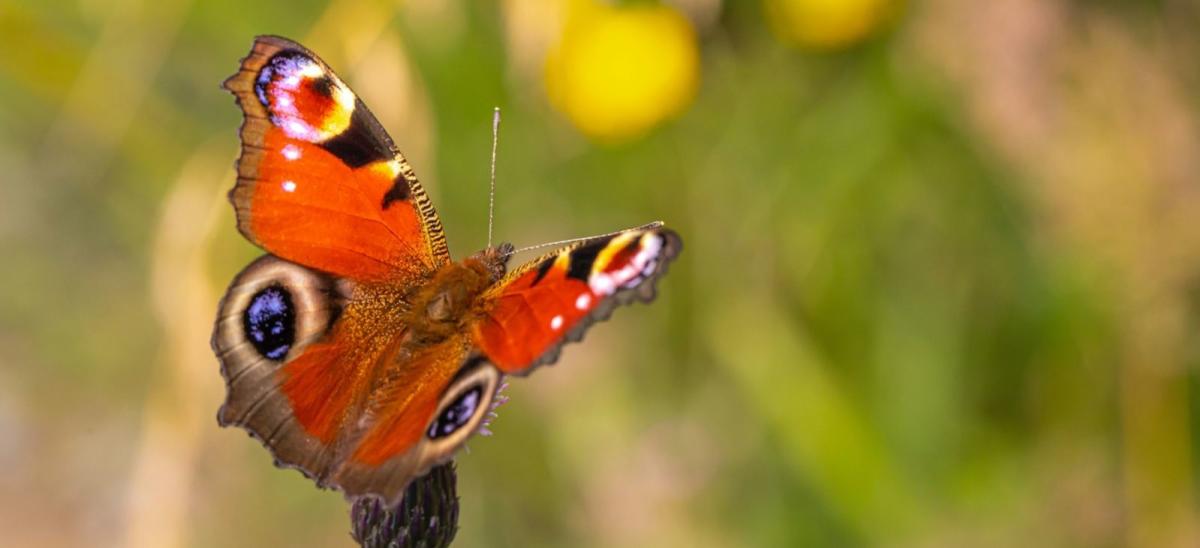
[545,1,700,143]
[765,0,898,50]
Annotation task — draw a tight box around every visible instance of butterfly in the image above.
[212,35,682,505]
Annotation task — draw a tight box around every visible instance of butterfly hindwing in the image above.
[212,255,359,481]
[333,345,502,501]
[213,256,503,504]
[471,227,682,374]
[223,35,448,282]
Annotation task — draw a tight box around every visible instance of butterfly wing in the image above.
[332,341,502,502]
[213,255,368,482]
[472,227,682,374]
[217,37,496,502]
[223,35,449,282]
[213,256,504,503]
[327,228,684,501]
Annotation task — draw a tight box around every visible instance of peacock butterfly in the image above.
[212,35,682,505]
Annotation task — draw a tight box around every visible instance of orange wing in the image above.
[213,256,370,483]
[330,336,502,501]
[472,227,682,373]
[213,256,503,504]
[217,37,506,505]
[223,35,448,282]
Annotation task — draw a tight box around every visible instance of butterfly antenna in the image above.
[503,221,664,259]
[487,107,501,248]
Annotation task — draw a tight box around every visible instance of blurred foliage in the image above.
[765,0,899,49]
[2,0,1200,547]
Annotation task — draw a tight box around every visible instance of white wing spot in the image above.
[282,180,297,192]
[334,85,356,113]
[298,61,324,79]
[575,293,592,310]
[550,315,564,331]
[282,144,301,161]
[283,119,313,140]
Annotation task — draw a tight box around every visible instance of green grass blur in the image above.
[2,0,1199,546]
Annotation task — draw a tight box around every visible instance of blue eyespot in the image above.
[243,285,295,361]
[427,386,482,440]
[255,51,311,107]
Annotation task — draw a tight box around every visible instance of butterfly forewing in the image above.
[223,35,449,282]
[472,227,682,374]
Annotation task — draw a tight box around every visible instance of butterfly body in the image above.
[403,246,510,343]
[215,35,681,505]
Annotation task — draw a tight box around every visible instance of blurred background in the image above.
[2,0,1199,546]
